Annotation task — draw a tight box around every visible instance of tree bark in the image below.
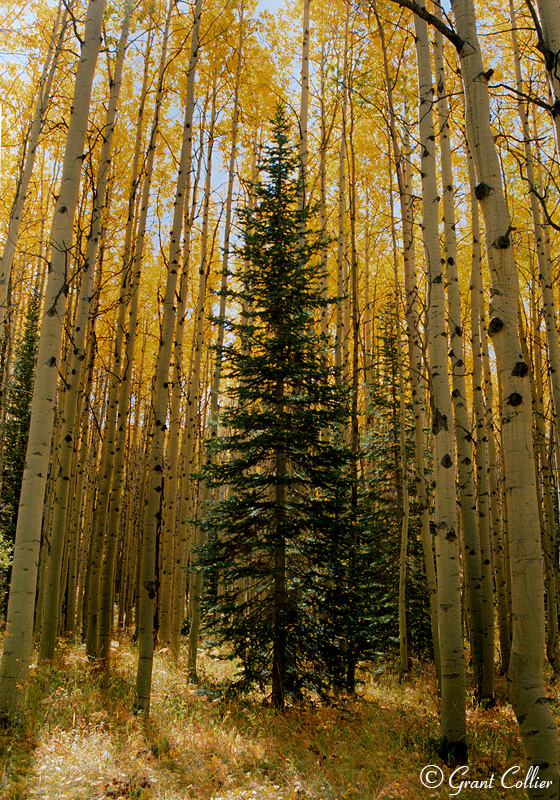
[0,0,106,716]
[414,3,466,760]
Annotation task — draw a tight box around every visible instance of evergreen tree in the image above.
[198,106,352,708]
[0,290,40,614]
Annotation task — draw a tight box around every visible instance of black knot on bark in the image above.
[144,580,158,600]
[432,408,448,434]
[452,389,460,398]
[512,361,529,377]
[495,235,510,249]
[455,325,462,336]
[507,392,523,406]
[488,317,504,336]
[475,182,491,200]
[441,454,453,468]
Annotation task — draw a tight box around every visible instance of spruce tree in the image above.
[198,106,351,708]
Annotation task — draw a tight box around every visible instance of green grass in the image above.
[0,636,531,799]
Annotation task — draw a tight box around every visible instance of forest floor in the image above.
[0,635,541,800]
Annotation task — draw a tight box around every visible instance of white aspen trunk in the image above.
[466,141,511,677]
[81,14,156,651]
[186,94,217,681]
[39,3,132,661]
[347,83,360,691]
[334,5,349,380]
[432,17,492,700]
[530,0,560,150]
[135,0,203,711]
[169,131,208,656]
[389,171,409,675]
[509,0,560,506]
[176,8,243,657]
[0,0,106,716]
[298,0,309,204]
[85,329,122,658]
[414,5,466,758]
[527,306,560,673]
[319,45,329,341]
[449,0,559,785]
[373,2,440,680]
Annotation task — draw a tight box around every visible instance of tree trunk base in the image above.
[438,736,468,767]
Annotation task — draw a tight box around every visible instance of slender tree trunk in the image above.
[334,4,349,381]
[186,90,218,681]
[432,16,492,700]
[0,0,106,716]
[271,377,287,710]
[414,4,466,761]
[466,141,511,677]
[448,0,558,785]
[176,7,244,658]
[39,3,132,661]
[389,170,409,675]
[374,2,440,681]
[135,0,203,711]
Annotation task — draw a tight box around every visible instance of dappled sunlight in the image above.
[0,638,530,799]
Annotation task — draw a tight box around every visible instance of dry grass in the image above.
[0,636,536,800]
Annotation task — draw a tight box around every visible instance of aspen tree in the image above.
[346,73,361,691]
[172,3,245,657]
[388,166,410,675]
[158,6,238,651]
[509,0,560,489]
[186,89,219,682]
[0,0,106,716]
[298,0,309,204]
[85,1,170,659]
[388,0,557,777]
[375,0,558,787]
[168,165,202,656]
[413,4,466,759]
[432,13,491,701]
[334,4,349,380]
[528,0,560,150]
[372,1,440,679]
[319,45,329,340]
[97,17,153,664]
[449,0,558,782]
[135,0,203,710]
[522,303,560,673]
[39,2,133,661]
[467,144,511,672]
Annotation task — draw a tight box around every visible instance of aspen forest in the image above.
[2,0,560,796]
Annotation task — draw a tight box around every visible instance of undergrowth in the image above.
[0,635,527,799]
